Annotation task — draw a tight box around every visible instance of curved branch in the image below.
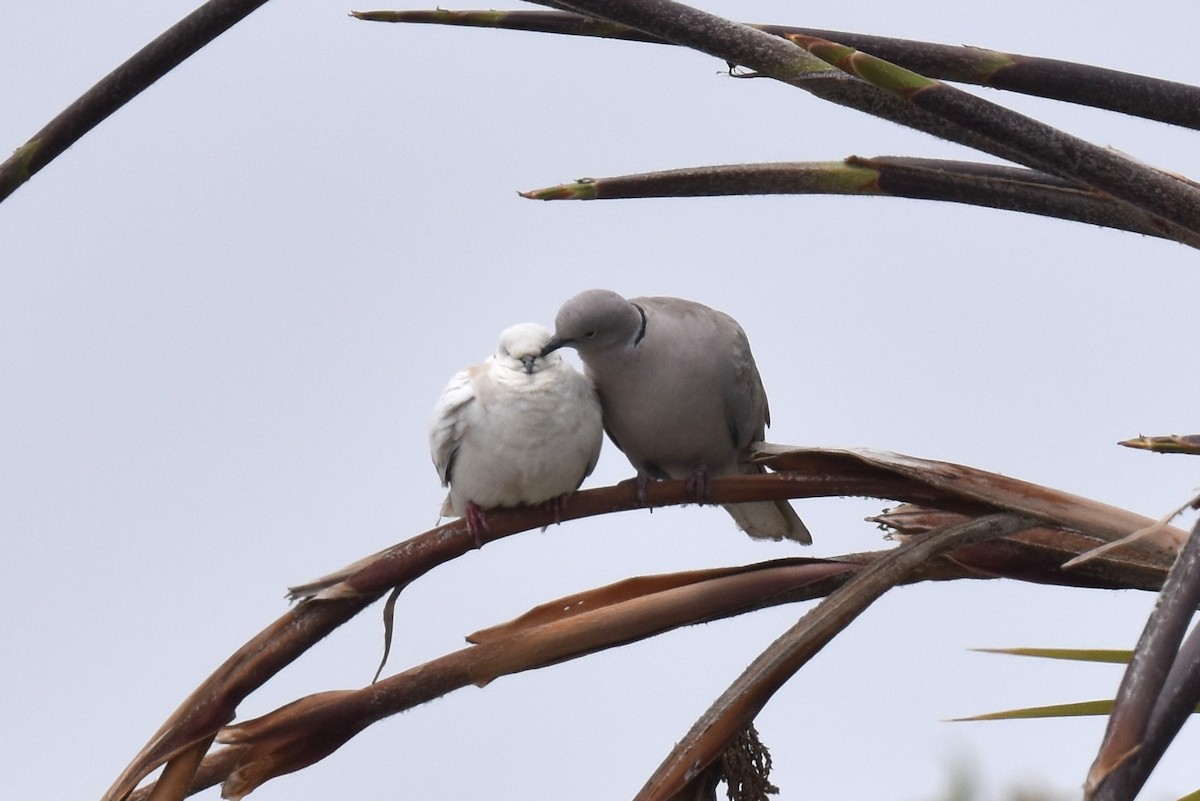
[357,2,1200,238]
[519,157,1200,247]
[352,10,1200,130]
[0,0,271,204]
[107,467,936,801]
[131,518,1172,800]
[1087,514,1200,799]
[215,559,857,798]
[107,446,1186,799]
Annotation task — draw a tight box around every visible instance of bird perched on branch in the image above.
[541,289,810,544]
[430,322,603,542]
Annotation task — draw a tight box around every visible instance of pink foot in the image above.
[615,474,654,508]
[636,473,651,506]
[464,501,490,548]
[540,493,570,525]
[684,466,713,504]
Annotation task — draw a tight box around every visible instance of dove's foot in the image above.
[684,466,713,505]
[540,493,571,525]
[464,501,490,548]
[616,473,658,512]
[634,472,662,509]
[615,474,652,507]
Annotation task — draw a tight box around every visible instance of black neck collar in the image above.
[632,303,647,346]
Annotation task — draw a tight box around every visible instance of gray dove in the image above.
[541,289,810,543]
[430,322,603,539]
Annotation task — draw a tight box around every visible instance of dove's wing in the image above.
[716,309,771,453]
[428,364,480,488]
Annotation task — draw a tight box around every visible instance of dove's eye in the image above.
[583,330,596,339]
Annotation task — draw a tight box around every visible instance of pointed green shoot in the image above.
[972,647,1133,664]
[1119,434,1200,456]
[520,161,881,201]
[953,699,1116,722]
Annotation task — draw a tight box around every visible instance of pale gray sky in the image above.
[3,2,1198,799]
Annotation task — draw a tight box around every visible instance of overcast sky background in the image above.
[3,2,1199,799]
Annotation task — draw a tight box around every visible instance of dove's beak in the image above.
[540,336,568,357]
[520,355,537,374]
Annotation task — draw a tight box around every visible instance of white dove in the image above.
[430,322,603,541]
[541,289,811,544]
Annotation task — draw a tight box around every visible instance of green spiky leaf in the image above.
[952,699,1115,722]
[1119,434,1200,455]
[972,647,1133,663]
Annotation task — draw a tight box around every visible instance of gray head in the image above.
[540,289,645,359]
[495,322,558,375]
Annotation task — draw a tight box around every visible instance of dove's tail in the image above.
[723,499,813,544]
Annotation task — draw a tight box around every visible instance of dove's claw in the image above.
[464,502,490,548]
